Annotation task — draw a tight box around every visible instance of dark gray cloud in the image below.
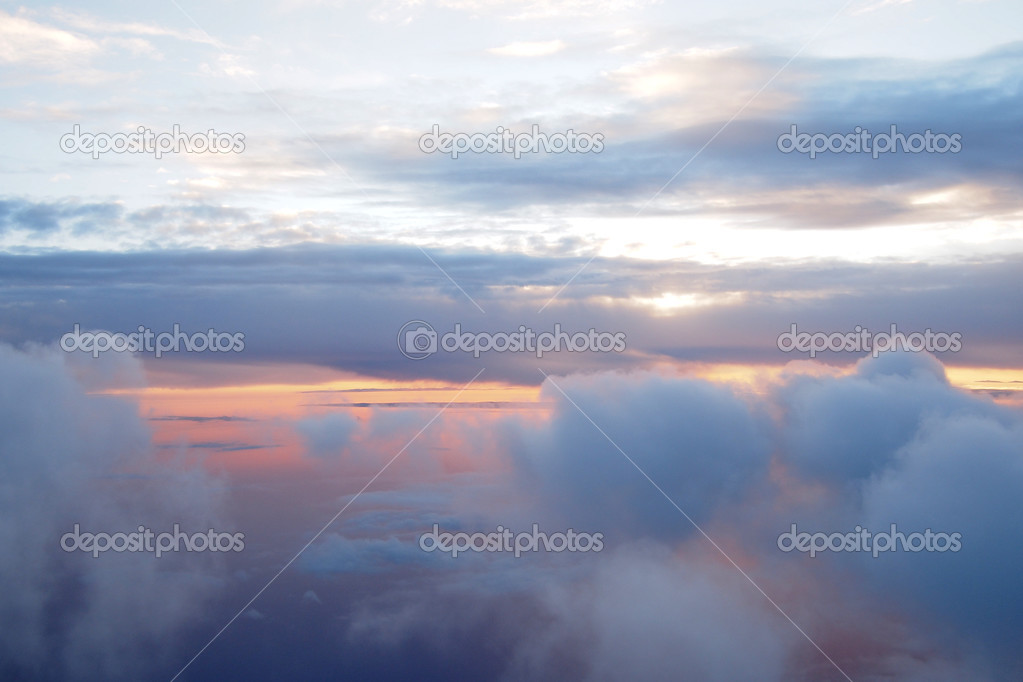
[0,244,1020,384]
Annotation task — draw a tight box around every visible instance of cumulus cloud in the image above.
[860,413,1023,640]
[0,343,235,681]
[509,371,772,539]
[767,352,1023,665]
[511,548,795,681]
[279,352,1023,679]
[776,351,1008,483]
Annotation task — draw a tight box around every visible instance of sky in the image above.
[1,0,1022,680]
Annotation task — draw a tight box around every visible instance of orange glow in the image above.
[95,359,1022,474]
[97,364,547,473]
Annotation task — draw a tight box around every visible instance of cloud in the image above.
[300,535,434,574]
[860,413,1023,640]
[509,371,772,539]
[298,352,1023,678]
[775,351,1009,483]
[47,8,222,46]
[1,243,1022,383]
[296,412,359,458]
[487,40,566,57]
[438,0,657,19]
[510,548,794,681]
[0,343,235,681]
[35,350,1011,679]
[0,10,100,68]
[0,199,122,235]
